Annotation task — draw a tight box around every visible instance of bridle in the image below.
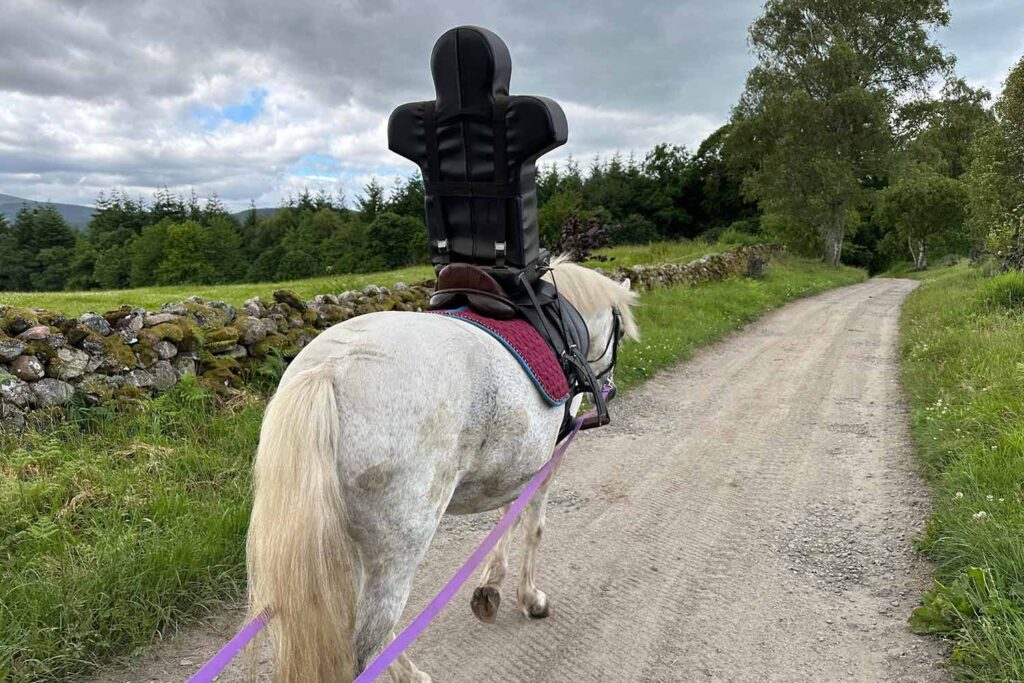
[588,307,623,385]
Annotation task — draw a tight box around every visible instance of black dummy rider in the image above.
[387,25,612,437]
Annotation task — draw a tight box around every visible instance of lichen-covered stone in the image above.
[160,302,188,316]
[144,312,180,327]
[116,327,139,345]
[182,300,220,327]
[172,353,199,377]
[209,300,237,325]
[0,401,26,430]
[30,378,75,407]
[125,368,155,389]
[0,377,33,407]
[154,341,178,360]
[236,315,268,345]
[273,289,305,310]
[0,337,26,361]
[79,312,112,336]
[10,355,44,381]
[78,373,124,403]
[114,309,145,333]
[243,296,268,317]
[310,303,349,324]
[49,347,90,380]
[264,313,288,335]
[151,360,178,391]
[18,325,52,341]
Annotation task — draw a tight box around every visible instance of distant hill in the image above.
[0,193,96,229]
[0,193,281,230]
[232,207,280,221]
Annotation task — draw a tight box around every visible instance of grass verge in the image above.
[0,254,863,682]
[899,263,1024,681]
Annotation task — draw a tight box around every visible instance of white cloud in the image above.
[0,0,1019,210]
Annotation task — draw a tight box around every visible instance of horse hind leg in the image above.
[356,540,437,682]
[518,477,555,619]
[470,504,517,623]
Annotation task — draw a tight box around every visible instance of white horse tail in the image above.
[246,365,357,682]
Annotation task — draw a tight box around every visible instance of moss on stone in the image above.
[134,341,159,368]
[102,305,133,326]
[251,333,288,358]
[25,341,57,363]
[100,334,139,372]
[198,350,243,387]
[0,307,40,335]
[197,326,239,354]
[273,289,305,310]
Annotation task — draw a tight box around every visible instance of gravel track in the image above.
[90,278,949,683]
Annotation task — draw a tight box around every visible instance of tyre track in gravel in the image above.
[90,278,949,683]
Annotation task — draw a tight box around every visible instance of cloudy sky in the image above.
[1,0,1021,210]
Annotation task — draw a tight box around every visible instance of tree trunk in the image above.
[908,237,928,270]
[822,213,845,266]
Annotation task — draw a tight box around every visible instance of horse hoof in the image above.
[521,592,550,619]
[471,586,501,623]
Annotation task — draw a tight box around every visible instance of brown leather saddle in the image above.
[429,263,517,318]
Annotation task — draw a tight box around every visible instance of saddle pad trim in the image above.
[428,308,569,406]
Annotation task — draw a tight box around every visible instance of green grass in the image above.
[0,238,754,317]
[900,263,1024,681]
[0,253,863,682]
[0,266,436,317]
[0,380,266,681]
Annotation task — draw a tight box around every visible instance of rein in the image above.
[186,387,611,683]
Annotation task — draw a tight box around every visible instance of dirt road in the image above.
[93,278,949,682]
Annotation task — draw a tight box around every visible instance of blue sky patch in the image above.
[190,87,267,130]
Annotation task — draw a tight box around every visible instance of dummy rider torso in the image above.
[388,25,616,439]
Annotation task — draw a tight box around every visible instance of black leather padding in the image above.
[388,26,568,273]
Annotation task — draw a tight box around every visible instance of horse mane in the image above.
[545,255,640,340]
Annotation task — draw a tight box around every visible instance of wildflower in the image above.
[999,498,1005,503]
[987,495,994,502]
[973,511,987,520]
[955,491,964,499]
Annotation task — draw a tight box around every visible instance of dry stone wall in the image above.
[0,244,776,430]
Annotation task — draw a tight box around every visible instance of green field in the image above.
[0,252,863,682]
[0,238,754,316]
[900,264,1024,681]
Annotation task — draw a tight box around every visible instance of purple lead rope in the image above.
[186,610,270,683]
[187,395,599,683]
